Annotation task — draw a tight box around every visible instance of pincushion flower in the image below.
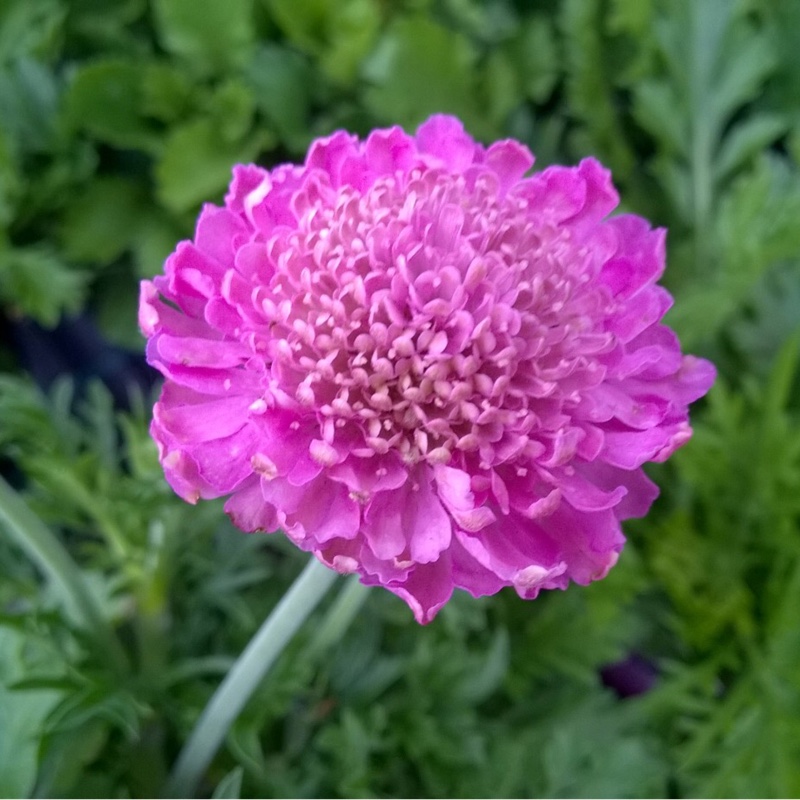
[140,115,715,624]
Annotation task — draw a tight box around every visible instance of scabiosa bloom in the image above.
[140,115,715,623]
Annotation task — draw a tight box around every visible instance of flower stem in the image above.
[164,556,339,798]
[0,475,128,676]
[307,574,371,658]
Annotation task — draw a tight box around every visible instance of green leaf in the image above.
[204,80,255,144]
[318,0,381,85]
[212,766,244,799]
[60,176,149,264]
[32,720,109,799]
[141,61,195,123]
[132,212,188,279]
[262,0,329,53]
[0,0,64,62]
[608,0,654,36]
[708,18,777,139]
[713,113,788,183]
[0,128,20,226]
[0,57,59,153]
[247,44,313,151]
[632,0,782,266]
[441,0,518,44]
[0,627,65,798]
[731,262,800,375]
[155,118,266,213]
[452,629,509,704]
[539,696,669,798]
[560,0,636,175]
[507,14,559,104]
[64,0,147,52]
[762,0,800,125]
[64,59,158,150]
[362,17,485,136]
[92,273,147,351]
[632,79,687,157]
[0,245,87,326]
[264,0,383,85]
[668,156,800,347]
[152,0,255,75]
[480,50,521,128]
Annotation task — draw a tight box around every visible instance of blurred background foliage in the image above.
[0,0,799,797]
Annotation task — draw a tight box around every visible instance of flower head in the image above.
[140,115,715,623]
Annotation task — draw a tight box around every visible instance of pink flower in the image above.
[140,115,715,623]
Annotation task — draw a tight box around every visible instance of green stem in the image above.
[164,556,339,798]
[307,575,371,658]
[136,520,172,678]
[0,475,128,676]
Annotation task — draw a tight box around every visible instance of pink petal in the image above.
[364,467,452,564]
[434,464,496,532]
[485,139,534,193]
[379,553,455,625]
[224,477,279,532]
[364,126,416,174]
[261,474,361,544]
[415,114,478,172]
[154,392,251,443]
[194,205,250,268]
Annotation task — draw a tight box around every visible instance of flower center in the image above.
[260,168,609,467]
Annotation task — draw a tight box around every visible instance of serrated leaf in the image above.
[560,0,635,174]
[0,57,59,153]
[720,157,800,265]
[60,176,149,264]
[713,114,788,183]
[152,0,254,75]
[632,79,687,156]
[66,0,148,54]
[64,59,158,150]
[362,17,484,136]
[204,80,255,144]
[132,212,187,279]
[762,0,800,124]
[141,61,195,123]
[0,246,87,326]
[8,675,79,692]
[731,263,800,375]
[633,0,786,270]
[512,15,559,103]
[262,0,329,53]
[318,0,381,85]
[668,156,800,346]
[480,51,521,127]
[155,118,265,213]
[653,159,692,222]
[709,23,777,137]
[453,628,509,703]
[541,697,669,798]
[247,44,313,150]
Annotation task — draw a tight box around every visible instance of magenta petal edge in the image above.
[140,114,716,624]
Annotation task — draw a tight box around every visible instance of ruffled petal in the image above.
[141,113,714,624]
[379,552,455,625]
